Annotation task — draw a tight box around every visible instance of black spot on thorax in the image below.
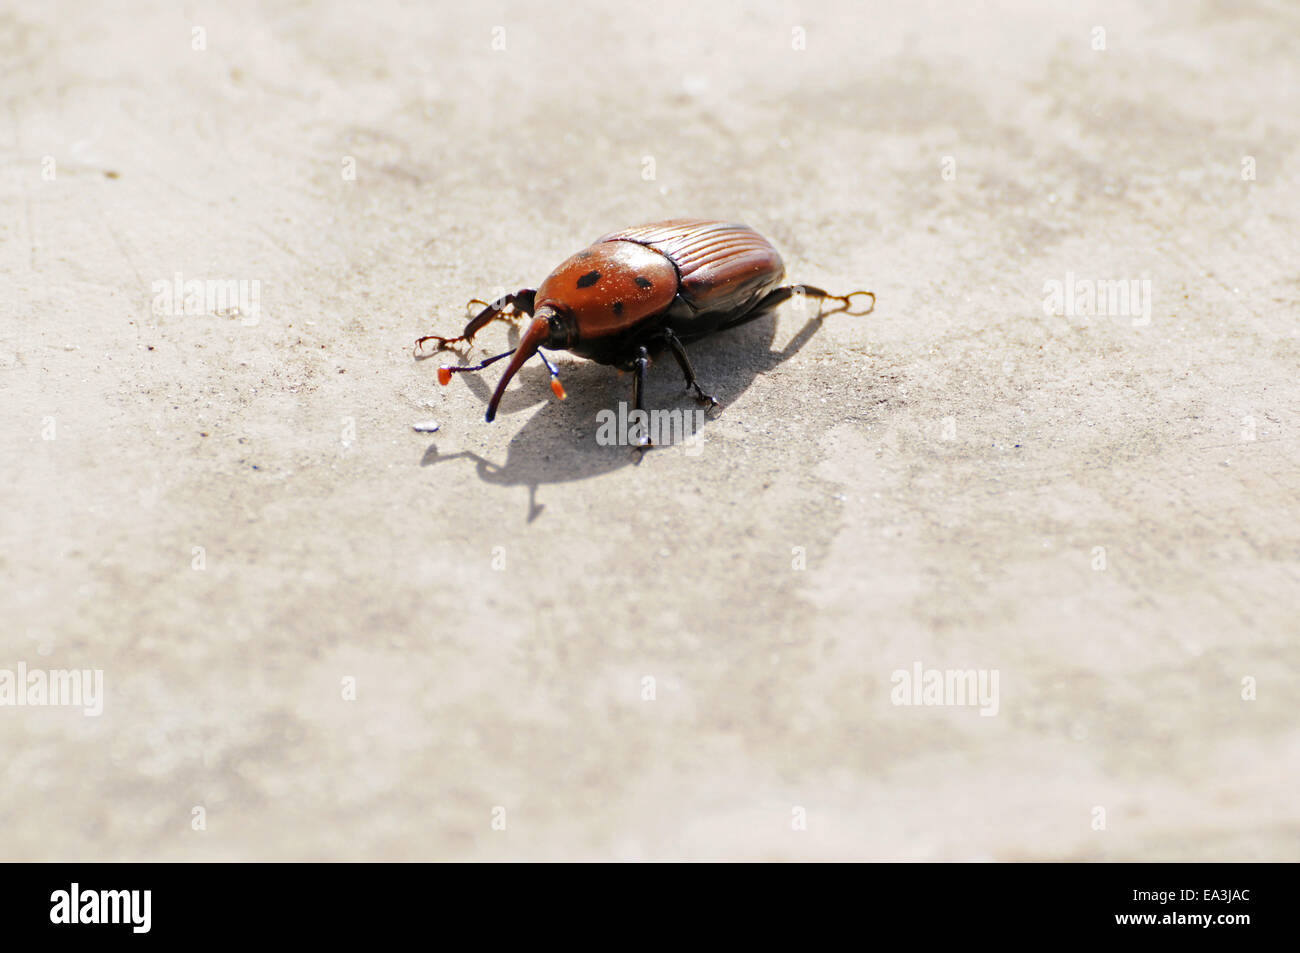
[612,301,624,315]
[577,270,600,288]
[634,276,653,288]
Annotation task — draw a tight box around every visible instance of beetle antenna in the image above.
[536,349,567,401]
[436,348,516,386]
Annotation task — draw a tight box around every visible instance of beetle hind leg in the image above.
[705,285,876,340]
[755,284,875,318]
[794,285,875,316]
[414,289,536,358]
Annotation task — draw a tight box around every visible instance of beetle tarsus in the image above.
[824,289,876,316]
[690,385,720,413]
[736,284,877,323]
[414,333,469,357]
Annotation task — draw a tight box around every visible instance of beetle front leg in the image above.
[414,289,536,357]
[661,328,719,413]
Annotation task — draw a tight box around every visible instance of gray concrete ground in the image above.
[2,1,1297,860]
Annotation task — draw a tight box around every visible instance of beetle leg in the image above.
[414,289,536,357]
[706,284,876,338]
[755,284,875,318]
[790,285,875,316]
[630,345,652,449]
[661,329,719,412]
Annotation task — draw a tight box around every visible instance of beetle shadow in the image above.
[419,309,835,521]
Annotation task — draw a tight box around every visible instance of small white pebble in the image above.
[412,420,440,433]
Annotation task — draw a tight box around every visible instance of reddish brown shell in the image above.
[597,219,786,317]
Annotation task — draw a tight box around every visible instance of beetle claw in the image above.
[687,385,720,414]
[414,334,469,358]
[629,419,654,452]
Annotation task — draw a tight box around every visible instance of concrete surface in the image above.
[2,0,1298,861]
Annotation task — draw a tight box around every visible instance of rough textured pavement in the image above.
[2,1,1297,860]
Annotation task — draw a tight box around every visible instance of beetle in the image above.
[414,218,874,443]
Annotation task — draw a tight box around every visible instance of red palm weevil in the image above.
[414,219,874,440]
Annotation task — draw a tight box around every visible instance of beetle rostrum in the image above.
[414,219,875,444]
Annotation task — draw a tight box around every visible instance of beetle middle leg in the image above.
[630,345,652,449]
[414,289,536,357]
[660,328,719,412]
